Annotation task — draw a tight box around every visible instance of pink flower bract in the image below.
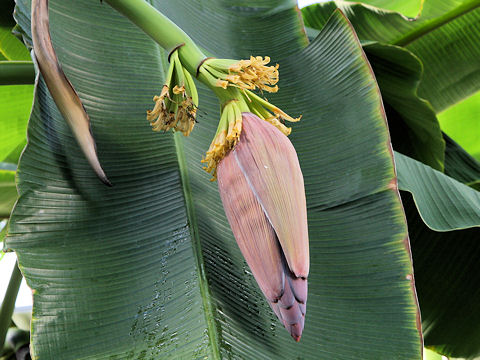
[217,112,309,341]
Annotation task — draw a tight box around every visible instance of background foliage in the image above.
[1,0,480,359]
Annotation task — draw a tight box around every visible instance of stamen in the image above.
[146,50,198,137]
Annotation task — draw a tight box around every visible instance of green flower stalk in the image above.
[104,0,300,179]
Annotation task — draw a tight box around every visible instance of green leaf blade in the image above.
[0,85,33,164]
[396,151,480,231]
[0,25,30,61]
[363,43,445,171]
[343,0,422,18]
[303,1,480,112]
[403,192,480,359]
[7,1,212,359]
[6,1,421,359]
[410,6,480,112]
[181,8,422,359]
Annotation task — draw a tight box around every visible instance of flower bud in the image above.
[217,113,309,341]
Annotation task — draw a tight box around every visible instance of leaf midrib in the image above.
[393,0,480,46]
[145,0,221,355]
[173,132,222,360]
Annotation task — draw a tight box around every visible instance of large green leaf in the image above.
[6,1,420,358]
[395,151,480,231]
[439,91,480,161]
[363,42,444,170]
[0,85,33,164]
[0,10,33,163]
[402,192,480,359]
[301,31,446,171]
[0,167,16,218]
[303,2,413,43]
[343,0,422,18]
[302,0,480,112]
[0,84,33,219]
[355,0,474,20]
[0,9,33,220]
[303,4,480,356]
[0,26,30,61]
[395,152,480,356]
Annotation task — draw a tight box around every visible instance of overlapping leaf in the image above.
[363,43,444,170]
[6,0,420,359]
[0,4,34,222]
[0,84,33,221]
[402,192,480,359]
[444,134,480,190]
[396,152,480,231]
[302,0,480,112]
[0,85,32,164]
[0,26,29,61]
[8,1,212,359]
[303,3,480,357]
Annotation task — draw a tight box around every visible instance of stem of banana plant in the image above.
[0,61,35,85]
[103,0,206,78]
[104,0,250,111]
[0,262,23,353]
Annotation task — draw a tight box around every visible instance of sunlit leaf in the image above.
[0,26,30,61]
[438,91,480,161]
[0,166,16,218]
[343,0,422,18]
[0,85,33,163]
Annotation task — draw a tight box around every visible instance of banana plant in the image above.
[1,0,479,359]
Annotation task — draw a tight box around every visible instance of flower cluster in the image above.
[146,50,198,136]
[201,100,243,179]
[203,56,279,93]
[198,56,300,180]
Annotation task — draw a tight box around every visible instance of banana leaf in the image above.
[439,91,480,162]
[444,133,480,190]
[302,0,480,112]
[0,84,33,221]
[5,0,421,358]
[363,42,444,171]
[402,192,480,359]
[0,5,34,220]
[342,0,422,18]
[395,152,480,231]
